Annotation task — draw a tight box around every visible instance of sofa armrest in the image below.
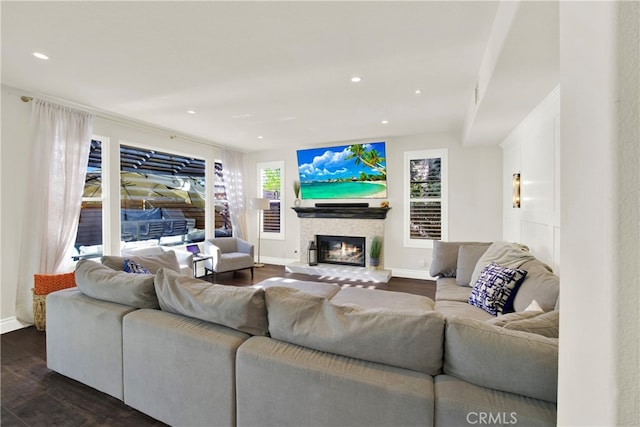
[170,248,194,266]
[236,238,254,258]
[204,240,223,270]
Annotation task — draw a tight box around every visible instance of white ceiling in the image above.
[1,1,558,153]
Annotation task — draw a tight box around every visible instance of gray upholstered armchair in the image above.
[204,237,254,281]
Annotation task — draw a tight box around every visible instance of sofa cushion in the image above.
[330,286,435,310]
[469,241,535,287]
[513,260,559,312]
[434,375,557,427]
[102,250,181,274]
[253,277,341,299]
[434,300,495,321]
[429,241,463,278]
[503,310,560,338]
[443,317,558,403]
[74,259,159,309]
[435,278,472,302]
[237,336,435,427]
[468,263,527,315]
[485,310,544,327]
[455,244,491,286]
[154,268,268,336]
[265,286,445,375]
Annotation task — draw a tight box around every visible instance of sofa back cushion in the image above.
[102,250,181,274]
[430,241,491,278]
[455,244,491,286]
[469,241,535,287]
[513,259,559,312]
[75,259,159,309]
[443,317,558,403]
[253,277,341,299]
[154,268,268,336]
[503,310,560,338]
[265,286,445,375]
[210,237,238,253]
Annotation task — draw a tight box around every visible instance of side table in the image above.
[192,254,213,279]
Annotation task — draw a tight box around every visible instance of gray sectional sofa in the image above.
[46,241,559,427]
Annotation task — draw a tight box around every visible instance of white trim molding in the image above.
[1,316,29,334]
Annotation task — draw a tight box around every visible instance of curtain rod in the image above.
[18,93,232,151]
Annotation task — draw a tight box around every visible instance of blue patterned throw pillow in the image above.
[468,262,528,315]
[123,258,152,275]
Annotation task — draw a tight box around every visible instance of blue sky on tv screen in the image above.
[297,142,386,182]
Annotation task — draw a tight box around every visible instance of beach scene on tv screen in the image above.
[297,142,387,199]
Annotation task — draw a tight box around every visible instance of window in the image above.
[258,161,284,239]
[214,161,232,236]
[74,139,105,260]
[403,149,448,247]
[119,145,207,248]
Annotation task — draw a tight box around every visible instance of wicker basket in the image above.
[32,272,76,331]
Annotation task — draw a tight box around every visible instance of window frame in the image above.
[257,160,284,240]
[213,159,232,235]
[403,149,448,248]
[73,136,110,260]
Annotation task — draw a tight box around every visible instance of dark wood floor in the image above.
[1,264,435,427]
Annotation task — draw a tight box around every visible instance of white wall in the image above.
[1,88,32,332]
[559,2,639,426]
[245,132,503,279]
[0,85,221,332]
[501,87,560,272]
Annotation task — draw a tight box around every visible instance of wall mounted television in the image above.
[296,142,387,199]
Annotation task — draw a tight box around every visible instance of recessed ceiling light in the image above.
[381,120,389,124]
[187,110,196,114]
[415,89,422,95]
[351,76,362,83]
[33,52,49,60]
[257,136,264,139]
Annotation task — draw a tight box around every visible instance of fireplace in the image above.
[316,235,365,267]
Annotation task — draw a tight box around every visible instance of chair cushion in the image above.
[212,238,238,253]
[154,268,268,336]
[217,252,253,273]
[74,260,159,309]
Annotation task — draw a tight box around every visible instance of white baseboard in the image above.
[388,268,436,281]
[258,256,297,267]
[1,316,29,334]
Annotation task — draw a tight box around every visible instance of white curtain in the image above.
[221,149,248,240]
[15,100,94,323]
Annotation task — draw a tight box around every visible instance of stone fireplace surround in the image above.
[286,206,391,282]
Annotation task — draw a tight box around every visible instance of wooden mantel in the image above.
[292,206,390,220]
